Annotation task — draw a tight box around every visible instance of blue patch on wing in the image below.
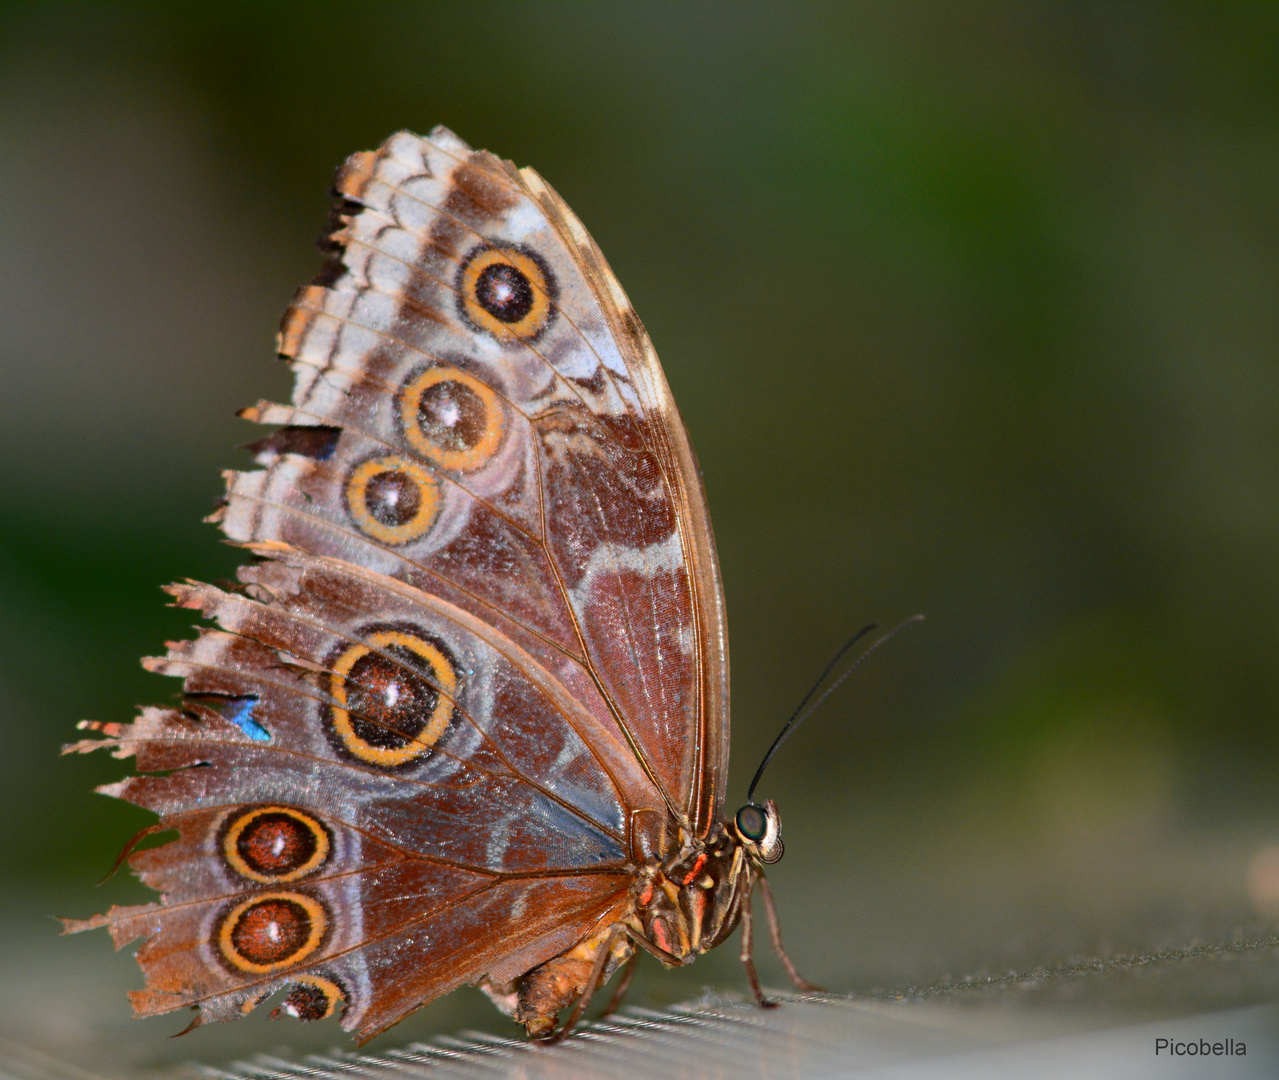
[210,696,270,741]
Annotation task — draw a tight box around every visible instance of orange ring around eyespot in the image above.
[221,806,331,885]
[398,367,505,472]
[344,456,440,545]
[281,974,346,1021]
[328,630,457,768]
[217,892,327,975]
[459,247,553,340]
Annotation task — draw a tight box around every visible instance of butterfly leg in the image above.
[739,881,778,1009]
[544,925,628,1044]
[757,875,823,993]
[599,950,639,1019]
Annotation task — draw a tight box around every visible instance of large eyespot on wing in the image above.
[220,805,333,884]
[216,890,330,975]
[343,455,441,546]
[323,625,457,770]
[397,365,505,472]
[456,244,557,341]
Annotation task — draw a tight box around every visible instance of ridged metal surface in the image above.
[6,927,1279,1080]
[4,989,1278,1080]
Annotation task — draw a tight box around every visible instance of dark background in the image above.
[2,1,1278,1069]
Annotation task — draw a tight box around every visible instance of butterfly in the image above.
[64,127,818,1043]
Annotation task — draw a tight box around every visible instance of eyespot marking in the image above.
[325,627,457,769]
[220,806,332,884]
[344,456,440,545]
[216,892,327,974]
[457,245,555,341]
[272,973,347,1022]
[398,366,504,471]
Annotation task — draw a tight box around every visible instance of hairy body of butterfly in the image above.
[65,128,815,1043]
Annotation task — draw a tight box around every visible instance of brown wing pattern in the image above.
[67,546,644,1037]
[67,128,728,1038]
[513,162,730,831]
[235,128,729,826]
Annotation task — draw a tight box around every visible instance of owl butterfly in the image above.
[65,127,818,1043]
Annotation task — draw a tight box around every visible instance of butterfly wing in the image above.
[67,128,728,1038]
[67,545,643,1039]
[237,128,730,831]
[512,155,730,832]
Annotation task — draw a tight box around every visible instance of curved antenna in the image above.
[746,614,925,804]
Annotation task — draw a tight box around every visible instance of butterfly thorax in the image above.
[631,823,750,962]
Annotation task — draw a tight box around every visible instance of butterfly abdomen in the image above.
[513,926,635,1039]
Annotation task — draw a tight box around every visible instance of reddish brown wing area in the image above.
[74,823,630,1042]
[66,128,728,1039]
[519,166,730,834]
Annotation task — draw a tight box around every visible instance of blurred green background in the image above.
[2,0,1279,1070]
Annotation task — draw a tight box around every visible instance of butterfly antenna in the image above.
[746,614,925,804]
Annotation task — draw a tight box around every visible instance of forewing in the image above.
[223,128,728,829]
[514,161,730,831]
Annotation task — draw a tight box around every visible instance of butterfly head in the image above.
[732,799,784,865]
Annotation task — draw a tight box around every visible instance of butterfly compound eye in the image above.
[734,800,784,864]
[735,804,767,841]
